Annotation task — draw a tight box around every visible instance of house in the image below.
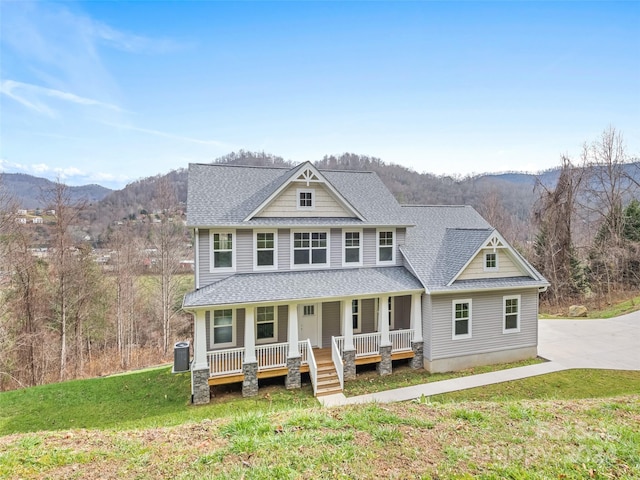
[182,162,548,404]
[32,217,43,224]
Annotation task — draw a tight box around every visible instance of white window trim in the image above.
[210,230,236,273]
[296,188,315,210]
[290,229,330,269]
[210,308,236,349]
[503,295,521,333]
[253,229,278,271]
[352,299,362,334]
[484,251,499,272]
[376,228,396,265]
[342,229,363,267]
[255,305,278,344]
[452,299,472,340]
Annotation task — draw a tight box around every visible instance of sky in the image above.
[1,1,639,189]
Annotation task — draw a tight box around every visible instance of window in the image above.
[377,229,395,264]
[484,251,498,271]
[343,231,362,266]
[293,231,328,266]
[256,306,276,342]
[303,305,315,316]
[255,231,276,269]
[452,300,472,339]
[351,299,361,333]
[212,309,234,347]
[297,189,314,209]
[212,232,233,270]
[504,295,520,333]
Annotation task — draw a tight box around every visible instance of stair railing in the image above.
[331,336,344,390]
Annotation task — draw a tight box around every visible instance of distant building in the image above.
[32,217,43,224]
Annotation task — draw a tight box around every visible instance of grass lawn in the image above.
[540,293,640,319]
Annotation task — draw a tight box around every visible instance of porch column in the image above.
[242,307,258,397]
[410,293,425,370]
[286,304,301,390]
[410,293,423,342]
[191,310,210,404]
[377,295,392,376]
[342,300,356,380]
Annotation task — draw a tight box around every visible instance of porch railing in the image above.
[354,332,381,357]
[208,347,244,376]
[334,329,415,358]
[331,336,344,390]
[256,342,288,370]
[298,340,309,366]
[306,339,318,395]
[389,329,413,352]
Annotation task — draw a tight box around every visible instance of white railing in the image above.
[390,329,414,352]
[331,336,344,390]
[306,339,318,395]
[354,332,380,357]
[298,340,309,366]
[256,342,288,370]
[208,347,244,376]
[334,336,344,355]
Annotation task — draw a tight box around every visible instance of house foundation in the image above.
[377,345,392,376]
[410,341,424,370]
[342,348,356,380]
[285,356,301,389]
[242,362,259,397]
[191,368,211,405]
[424,346,538,373]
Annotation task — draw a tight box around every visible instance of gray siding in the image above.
[236,308,246,348]
[422,294,433,359]
[428,289,539,361]
[361,298,376,333]
[363,228,377,267]
[278,229,290,271]
[237,229,253,272]
[321,301,341,348]
[394,294,411,330]
[396,228,406,266]
[330,228,342,267]
[278,305,288,342]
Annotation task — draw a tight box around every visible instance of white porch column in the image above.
[244,307,257,363]
[288,304,300,358]
[192,310,208,370]
[342,299,354,351]
[410,293,423,342]
[378,295,391,347]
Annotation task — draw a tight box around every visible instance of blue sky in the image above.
[1,1,639,189]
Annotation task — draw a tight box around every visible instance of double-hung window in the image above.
[343,230,362,266]
[503,295,520,333]
[211,309,234,347]
[293,231,328,266]
[377,229,395,264]
[255,231,277,269]
[256,306,276,343]
[452,300,472,339]
[212,232,234,270]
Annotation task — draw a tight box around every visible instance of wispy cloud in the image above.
[0,159,131,187]
[104,122,230,148]
[0,80,125,117]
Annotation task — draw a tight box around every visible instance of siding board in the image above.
[322,301,341,347]
[278,229,290,271]
[278,305,288,342]
[330,229,342,267]
[258,183,355,217]
[363,228,377,267]
[458,250,525,280]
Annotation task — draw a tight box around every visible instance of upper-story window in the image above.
[255,231,277,269]
[377,229,395,264]
[293,231,328,267]
[297,188,315,210]
[343,230,362,266]
[484,251,498,271]
[212,231,234,270]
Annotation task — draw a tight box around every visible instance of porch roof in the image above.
[183,266,423,308]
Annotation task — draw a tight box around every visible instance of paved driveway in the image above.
[321,310,640,407]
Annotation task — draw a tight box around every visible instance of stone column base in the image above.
[410,341,424,370]
[242,362,259,397]
[191,368,211,405]
[286,356,301,389]
[342,349,356,381]
[377,345,392,376]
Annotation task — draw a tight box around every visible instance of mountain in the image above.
[0,173,112,209]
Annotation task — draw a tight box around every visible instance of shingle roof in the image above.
[186,162,410,227]
[431,276,549,292]
[183,267,423,308]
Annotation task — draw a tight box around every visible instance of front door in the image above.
[299,304,319,347]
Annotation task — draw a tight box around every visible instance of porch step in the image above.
[314,364,342,397]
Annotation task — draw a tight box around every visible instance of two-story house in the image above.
[182,162,548,404]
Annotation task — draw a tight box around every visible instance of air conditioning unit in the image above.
[173,341,190,373]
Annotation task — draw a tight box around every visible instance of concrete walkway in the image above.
[320,310,640,407]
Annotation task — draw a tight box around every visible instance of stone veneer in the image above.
[377,345,392,376]
[242,362,259,397]
[342,349,356,381]
[410,341,424,370]
[286,356,301,389]
[191,368,211,405]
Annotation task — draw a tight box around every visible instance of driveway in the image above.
[321,310,640,407]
